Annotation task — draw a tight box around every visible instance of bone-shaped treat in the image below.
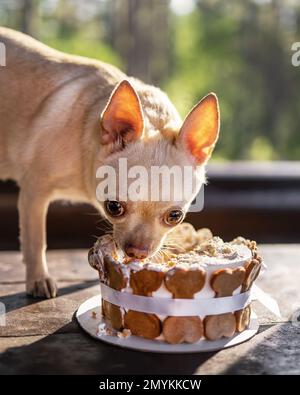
[204,313,236,340]
[106,258,128,291]
[102,300,124,331]
[163,316,203,344]
[164,267,206,298]
[130,269,165,296]
[235,305,251,332]
[124,310,161,339]
[210,267,246,297]
[242,258,262,292]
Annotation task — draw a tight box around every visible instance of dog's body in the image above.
[0,27,219,298]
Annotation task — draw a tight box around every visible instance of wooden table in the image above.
[0,245,299,375]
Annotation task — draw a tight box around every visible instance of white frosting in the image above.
[92,234,252,272]
[126,240,252,272]
[172,244,252,269]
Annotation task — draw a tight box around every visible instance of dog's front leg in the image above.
[18,186,57,298]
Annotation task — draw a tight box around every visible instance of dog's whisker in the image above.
[95,217,113,234]
[95,218,111,227]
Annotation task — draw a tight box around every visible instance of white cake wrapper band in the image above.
[100,283,281,317]
[100,283,252,316]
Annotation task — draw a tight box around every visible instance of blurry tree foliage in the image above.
[0,0,299,160]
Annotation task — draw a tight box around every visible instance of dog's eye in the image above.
[164,209,184,226]
[105,200,125,217]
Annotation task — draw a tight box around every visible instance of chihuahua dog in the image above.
[0,27,219,298]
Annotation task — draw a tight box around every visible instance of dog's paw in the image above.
[26,276,58,299]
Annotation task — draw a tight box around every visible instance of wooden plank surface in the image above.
[0,245,299,375]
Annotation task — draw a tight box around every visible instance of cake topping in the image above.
[88,224,255,278]
[231,236,258,255]
[165,240,251,270]
[196,236,238,259]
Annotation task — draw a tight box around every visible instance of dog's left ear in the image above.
[178,93,220,164]
[100,80,144,146]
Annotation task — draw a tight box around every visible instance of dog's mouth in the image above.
[112,228,165,261]
[115,239,158,261]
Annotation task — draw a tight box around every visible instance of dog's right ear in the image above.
[100,80,144,146]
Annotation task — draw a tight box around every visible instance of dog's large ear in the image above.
[178,93,220,164]
[100,80,144,146]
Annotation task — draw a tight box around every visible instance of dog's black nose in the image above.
[124,243,149,259]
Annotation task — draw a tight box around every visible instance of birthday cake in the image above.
[88,224,262,344]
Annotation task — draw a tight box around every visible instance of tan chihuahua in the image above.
[0,27,220,298]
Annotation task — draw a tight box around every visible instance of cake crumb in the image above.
[96,323,113,337]
[91,311,97,319]
[117,328,132,339]
[231,236,257,254]
[221,244,238,258]
[197,237,223,256]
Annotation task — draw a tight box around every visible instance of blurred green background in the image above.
[1,0,300,161]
